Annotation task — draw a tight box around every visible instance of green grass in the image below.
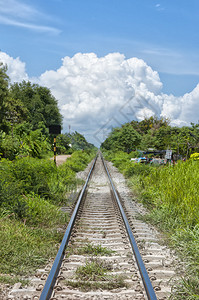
[75,259,112,281]
[0,275,29,286]
[104,151,199,299]
[65,277,127,291]
[65,258,127,291]
[0,218,63,275]
[0,150,95,285]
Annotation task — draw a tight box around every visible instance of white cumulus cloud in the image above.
[39,53,165,143]
[1,51,199,145]
[0,51,28,82]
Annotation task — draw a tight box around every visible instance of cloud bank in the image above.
[1,51,199,145]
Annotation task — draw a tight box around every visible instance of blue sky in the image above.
[1,0,199,95]
[1,0,199,145]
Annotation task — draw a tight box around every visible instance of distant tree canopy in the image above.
[67,131,96,151]
[0,64,95,159]
[9,81,63,130]
[54,131,97,155]
[0,63,9,131]
[101,116,199,157]
[101,124,141,152]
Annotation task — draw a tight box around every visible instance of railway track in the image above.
[8,153,177,300]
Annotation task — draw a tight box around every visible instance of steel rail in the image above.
[101,154,157,300]
[40,155,98,300]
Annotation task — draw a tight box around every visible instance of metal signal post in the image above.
[48,125,61,166]
[54,137,57,165]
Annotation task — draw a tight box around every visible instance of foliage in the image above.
[65,150,95,172]
[9,81,63,130]
[17,193,68,226]
[55,134,71,154]
[101,117,199,158]
[105,150,199,298]
[0,65,97,284]
[0,63,9,132]
[0,150,95,218]
[67,131,97,151]
[190,153,199,160]
[101,123,141,152]
[130,116,170,135]
[0,150,94,282]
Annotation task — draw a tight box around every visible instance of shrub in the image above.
[190,153,199,161]
[20,193,68,226]
[65,150,93,172]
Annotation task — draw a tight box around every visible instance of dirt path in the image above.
[50,155,71,166]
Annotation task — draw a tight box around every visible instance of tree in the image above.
[131,116,169,135]
[67,131,96,150]
[56,134,71,154]
[0,63,9,131]
[3,97,29,133]
[9,81,63,130]
[101,123,141,152]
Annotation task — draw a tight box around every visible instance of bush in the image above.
[124,163,153,177]
[0,150,95,218]
[20,193,68,226]
[0,158,55,200]
[110,151,130,172]
[65,150,94,172]
[190,153,199,161]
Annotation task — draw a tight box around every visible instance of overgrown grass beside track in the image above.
[0,150,96,283]
[104,150,199,299]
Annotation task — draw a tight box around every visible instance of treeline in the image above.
[0,63,95,159]
[101,116,199,158]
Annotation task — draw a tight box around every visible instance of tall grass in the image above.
[141,160,199,228]
[0,150,95,282]
[104,151,199,299]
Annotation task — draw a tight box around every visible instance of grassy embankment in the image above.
[0,150,96,285]
[104,151,199,300]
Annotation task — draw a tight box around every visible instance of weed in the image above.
[0,275,29,286]
[65,258,127,291]
[0,218,63,275]
[65,276,127,291]
[76,258,112,281]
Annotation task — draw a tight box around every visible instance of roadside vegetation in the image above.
[103,150,199,299]
[101,116,199,159]
[0,63,97,285]
[101,109,199,299]
[0,150,95,282]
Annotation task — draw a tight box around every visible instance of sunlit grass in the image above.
[105,151,199,298]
